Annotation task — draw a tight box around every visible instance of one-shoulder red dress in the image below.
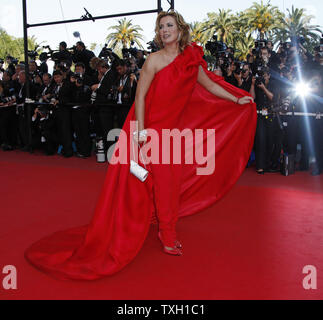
[25,42,257,280]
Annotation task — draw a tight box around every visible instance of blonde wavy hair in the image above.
[154,10,191,53]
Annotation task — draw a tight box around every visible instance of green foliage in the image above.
[198,2,322,60]
[106,18,144,58]
[273,5,322,52]
[0,28,40,62]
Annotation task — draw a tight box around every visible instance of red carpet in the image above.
[0,150,322,300]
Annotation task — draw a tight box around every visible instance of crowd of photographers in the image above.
[208,36,323,176]
[0,40,141,159]
[0,37,322,175]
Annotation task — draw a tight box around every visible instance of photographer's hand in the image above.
[234,73,243,87]
[257,83,274,101]
[91,84,99,91]
[226,65,233,77]
[130,73,137,85]
[33,108,39,118]
[42,94,51,102]
[249,76,256,99]
[257,82,265,90]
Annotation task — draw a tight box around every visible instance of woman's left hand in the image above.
[237,96,254,105]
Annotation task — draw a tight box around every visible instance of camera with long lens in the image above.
[147,40,159,53]
[255,65,265,86]
[57,61,70,73]
[234,61,243,75]
[72,72,84,85]
[44,45,73,64]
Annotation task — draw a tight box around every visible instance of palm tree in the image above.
[244,0,283,40]
[233,32,255,60]
[0,28,40,62]
[90,43,97,51]
[202,9,236,44]
[189,21,208,45]
[273,6,322,49]
[106,18,144,57]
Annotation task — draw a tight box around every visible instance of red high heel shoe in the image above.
[158,231,182,256]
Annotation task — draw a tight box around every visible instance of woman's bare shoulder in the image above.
[143,51,165,74]
[142,52,157,73]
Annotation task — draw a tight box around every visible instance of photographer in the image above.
[258,47,273,70]
[6,56,18,76]
[37,73,55,102]
[135,50,146,69]
[70,66,92,158]
[52,41,73,65]
[73,62,93,86]
[0,77,17,151]
[31,105,58,156]
[72,41,95,77]
[55,60,73,82]
[38,52,49,75]
[29,60,42,92]
[91,59,118,151]
[229,62,255,98]
[16,70,37,150]
[51,70,74,157]
[30,73,57,154]
[254,67,280,174]
[114,59,137,127]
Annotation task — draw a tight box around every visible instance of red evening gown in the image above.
[25,42,257,280]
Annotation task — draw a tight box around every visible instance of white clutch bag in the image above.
[130,159,148,182]
[130,138,149,182]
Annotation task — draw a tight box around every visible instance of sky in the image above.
[0,0,322,54]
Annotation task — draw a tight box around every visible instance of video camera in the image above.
[205,34,233,73]
[205,34,227,56]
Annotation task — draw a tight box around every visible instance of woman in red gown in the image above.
[25,10,257,280]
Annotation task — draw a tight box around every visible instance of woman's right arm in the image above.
[134,54,156,133]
